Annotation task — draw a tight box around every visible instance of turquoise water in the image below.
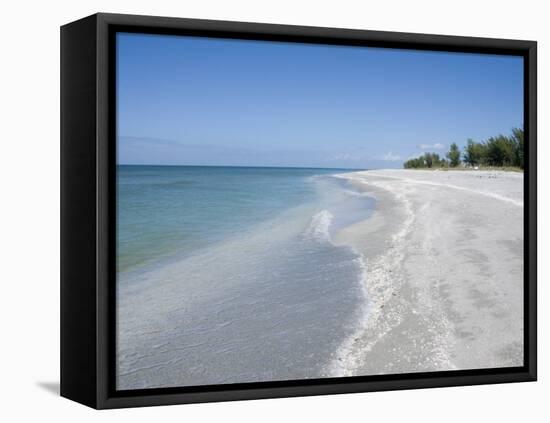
[117,165,366,272]
[116,165,375,389]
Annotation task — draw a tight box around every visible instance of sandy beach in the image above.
[116,167,524,389]
[330,169,524,376]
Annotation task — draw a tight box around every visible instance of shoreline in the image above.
[116,167,524,388]
[329,169,524,376]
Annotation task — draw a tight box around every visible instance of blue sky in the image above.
[117,32,523,169]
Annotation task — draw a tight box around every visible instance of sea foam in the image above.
[304,210,334,242]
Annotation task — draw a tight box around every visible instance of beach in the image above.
[116,166,524,389]
[330,169,524,376]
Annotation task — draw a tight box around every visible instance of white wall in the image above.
[1,0,546,421]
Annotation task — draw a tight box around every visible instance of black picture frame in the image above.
[60,12,537,409]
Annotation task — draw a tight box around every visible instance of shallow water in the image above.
[116,165,375,389]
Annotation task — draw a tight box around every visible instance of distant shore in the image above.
[329,169,523,375]
[405,166,523,173]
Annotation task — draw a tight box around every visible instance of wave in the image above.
[303,210,334,242]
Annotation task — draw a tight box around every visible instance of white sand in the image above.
[329,169,524,376]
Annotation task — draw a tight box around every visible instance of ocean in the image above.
[116,165,375,389]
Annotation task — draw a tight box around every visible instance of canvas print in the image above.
[115,33,524,390]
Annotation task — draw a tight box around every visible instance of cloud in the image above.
[376,151,403,162]
[418,143,445,150]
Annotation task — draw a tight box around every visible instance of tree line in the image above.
[403,128,524,170]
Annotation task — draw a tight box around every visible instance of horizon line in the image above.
[117,163,370,171]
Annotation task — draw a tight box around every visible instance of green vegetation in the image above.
[446,142,461,167]
[404,153,447,169]
[403,128,524,170]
